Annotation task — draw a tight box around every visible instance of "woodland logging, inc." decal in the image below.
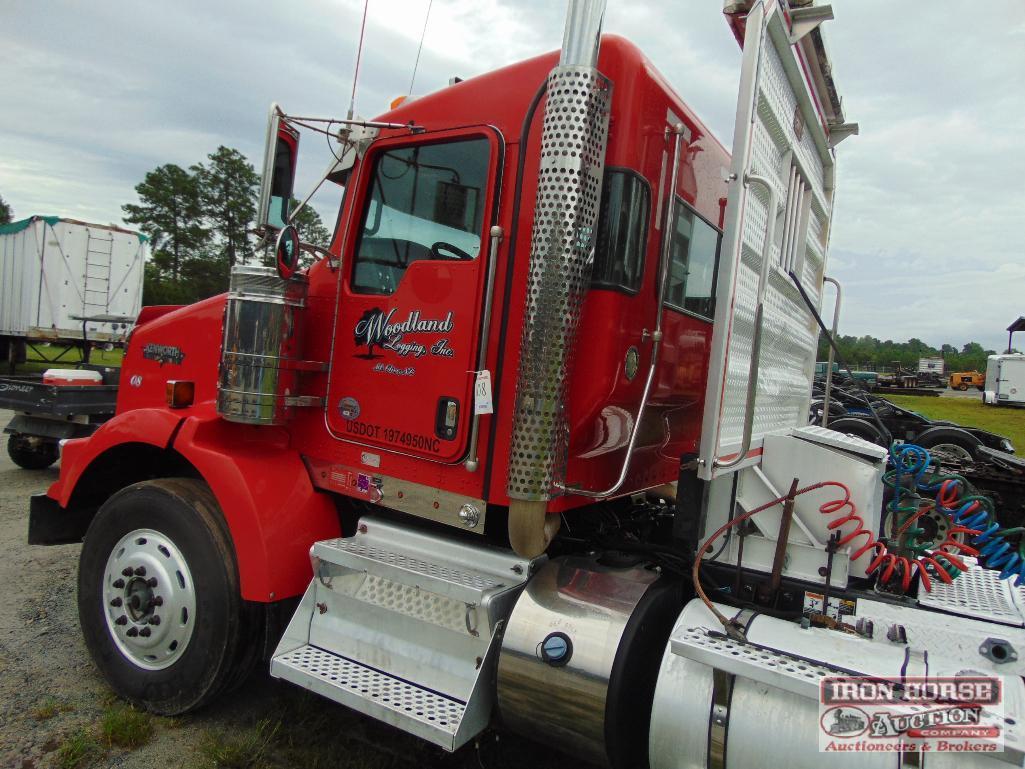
[354,308,455,361]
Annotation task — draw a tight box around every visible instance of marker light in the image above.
[166,380,195,409]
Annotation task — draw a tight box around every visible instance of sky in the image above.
[1,1,1023,352]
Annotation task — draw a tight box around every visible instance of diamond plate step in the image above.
[272,517,542,752]
[272,645,467,749]
[670,625,845,700]
[918,561,1025,627]
[313,517,531,605]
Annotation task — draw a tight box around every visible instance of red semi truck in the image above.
[29,2,1025,767]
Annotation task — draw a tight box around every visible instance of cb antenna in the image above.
[348,0,371,119]
[408,0,434,96]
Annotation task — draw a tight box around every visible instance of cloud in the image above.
[0,1,1022,351]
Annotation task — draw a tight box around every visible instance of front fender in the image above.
[49,407,184,507]
[169,409,340,602]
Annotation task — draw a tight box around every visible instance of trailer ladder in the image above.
[83,229,114,314]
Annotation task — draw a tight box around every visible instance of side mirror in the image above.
[257,104,300,231]
[275,224,301,280]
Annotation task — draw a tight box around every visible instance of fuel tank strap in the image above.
[707,667,735,769]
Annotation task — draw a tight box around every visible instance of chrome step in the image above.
[312,519,525,605]
[272,516,542,751]
[273,645,467,747]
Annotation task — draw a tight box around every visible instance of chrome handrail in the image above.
[820,276,841,428]
[464,225,504,472]
[561,123,687,498]
[714,172,779,469]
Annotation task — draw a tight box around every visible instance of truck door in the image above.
[326,128,501,463]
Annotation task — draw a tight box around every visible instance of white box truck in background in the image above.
[0,216,147,362]
[984,353,1025,406]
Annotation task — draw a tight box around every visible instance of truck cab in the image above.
[30,2,1025,767]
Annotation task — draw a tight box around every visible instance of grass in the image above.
[100,702,154,749]
[885,393,1025,451]
[55,728,102,769]
[32,697,75,721]
[197,719,281,769]
[15,343,124,374]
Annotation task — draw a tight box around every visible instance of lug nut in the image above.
[110,597,122,607]
[134,566,146,577]
[112,578,125,589]
[126,627,139,637]
[139,627,152,637]
[114,615,127,626]
[149,616,161,626]
[151,596,163,607]
[147,577,158,588]
[121,567,133,577]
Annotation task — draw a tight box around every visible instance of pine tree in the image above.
[123,165,206,282]
[292,200,331,248]
[193,147,259,270]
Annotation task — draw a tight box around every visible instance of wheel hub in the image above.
[928,443,973,463]
[103,528,196,670]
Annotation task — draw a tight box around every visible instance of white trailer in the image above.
[984,353,1025,406]
[917,356,944,374]
[0,216,147,348]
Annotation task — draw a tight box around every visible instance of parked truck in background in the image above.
[26,2,1025,767]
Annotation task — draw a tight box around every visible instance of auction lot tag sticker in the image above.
[820,676,1005,755]
[474,370,494,415]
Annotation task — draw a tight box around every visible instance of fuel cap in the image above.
[540,632,573,667]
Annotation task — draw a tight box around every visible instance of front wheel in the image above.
[77,478,261,714]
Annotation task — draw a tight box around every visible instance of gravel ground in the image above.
[0,409,565,769]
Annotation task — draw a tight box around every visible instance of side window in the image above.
[592,170,650,293]
[351,138,489,295]
[665,199,721,320]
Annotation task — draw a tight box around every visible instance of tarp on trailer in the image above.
[0,216,148,342]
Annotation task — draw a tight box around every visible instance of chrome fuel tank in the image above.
[497,555,682,769]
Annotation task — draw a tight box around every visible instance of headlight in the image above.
[1000,439,1014,454]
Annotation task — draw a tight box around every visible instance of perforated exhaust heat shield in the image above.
[506,64,611,502]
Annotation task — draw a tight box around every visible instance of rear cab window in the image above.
[591,169,651,293]
[665,198,721,320]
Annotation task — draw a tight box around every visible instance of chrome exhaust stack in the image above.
[506,0,612,557]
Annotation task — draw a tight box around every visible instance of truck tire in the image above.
[914,427,983,462]
[825,417,890,448]
[957,383,969,391]
[7,434,60,470]
[77,478,261,715]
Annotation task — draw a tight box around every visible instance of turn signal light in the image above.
[166,380,195,409]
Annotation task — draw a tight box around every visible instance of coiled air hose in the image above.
[694,444,995,630]
[882,443,1025,586]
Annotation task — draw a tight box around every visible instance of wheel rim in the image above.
[927,443,973,462]
[102,528,197,670]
